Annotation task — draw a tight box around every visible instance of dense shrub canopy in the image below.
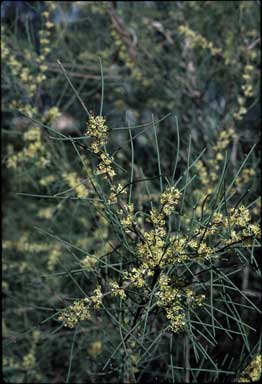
[2,1,261,383]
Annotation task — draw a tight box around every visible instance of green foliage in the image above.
[2,1,261,383]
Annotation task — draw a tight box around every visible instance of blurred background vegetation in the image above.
[1,1,261,383]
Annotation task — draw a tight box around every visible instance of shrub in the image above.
[2,1,261,383]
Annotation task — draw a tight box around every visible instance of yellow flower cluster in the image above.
[20,331,43,375]
[155,274,205,333]
[230,205,251,227]
[37,207,53,219]
[3,357,20,371]
[3,3,59,171]
[199,205,261,246]
[242,223,261,239]
[39,174,57,187]
[58,298,91,328]
[96,152,116,178]
[88,341,103,357]
[178,202,260,260]
[252,199,261,217]
[123,267,154,288]
[38,3,55,59]
[3,232,67,274]
[3,49,36,98]
[137,227,167,268]
[7,126,50,169]
[111,29,134,69]
[6,104,59,170]
[58,285,103,328]
[211,212,224,226]
[213,128,235,153]
[34,3,55,86]
[233,96,248,121]
[44,106,61,123]
[170,236,189,263]
[239,355,262,382]
[10,100,38,119]
[90,286,103,308]
[108,183,127,204]
[135,188,182,267]
[1,26,8,59]
[80,255,98,270]
[86,115,109,152]
[119,203,136,231]
[190,127,258,242]
[110,27,142,81]
[118,187,180,269]
[194,160,209,187]
[160,187,181,216]
[193,128,235,198]
[233,61,257,121]
[2,2,55,99]
[3,233,50,254]
[63,172,89,198]
[235,168,255,189]
[242,64,255,97]
[49,111,260,339]
[109,280,126,299]
[22,351,36,370]
[85,114,116,178]
[196,242,214,260]
[129,351,139,375]
[118,188,184,270]
[47,244,63,271]
[178,25,222,56]
[172,234,214,262]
